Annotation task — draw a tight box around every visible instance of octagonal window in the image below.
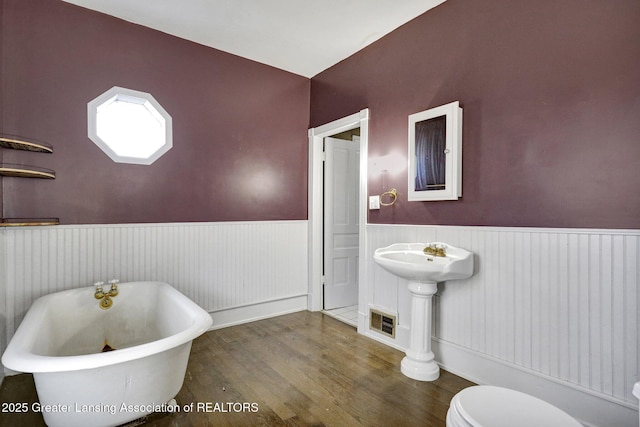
[88,86,172,165]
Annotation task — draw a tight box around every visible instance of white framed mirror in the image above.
[408,101,462,201]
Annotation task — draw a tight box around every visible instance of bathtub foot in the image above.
[166,398,179,412]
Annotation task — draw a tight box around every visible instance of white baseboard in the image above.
[433,338,639,427]
[209,294,308,330]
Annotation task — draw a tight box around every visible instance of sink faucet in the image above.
[94,279,119,309]
[423,243,446,257]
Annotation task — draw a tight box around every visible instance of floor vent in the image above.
[369,309,396,338]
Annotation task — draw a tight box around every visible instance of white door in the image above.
[324,136,359,309]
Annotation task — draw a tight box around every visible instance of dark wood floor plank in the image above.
[0,311,474,426]
[238,333,361,426]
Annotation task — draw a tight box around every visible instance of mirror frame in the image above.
[407,100,462,201]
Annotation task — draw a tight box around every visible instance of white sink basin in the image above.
[374,242,473,283]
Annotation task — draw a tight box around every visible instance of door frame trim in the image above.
[307,109,369,317]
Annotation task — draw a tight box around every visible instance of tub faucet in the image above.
[94,279,119,309]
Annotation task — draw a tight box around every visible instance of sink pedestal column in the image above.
[401,281,439,381]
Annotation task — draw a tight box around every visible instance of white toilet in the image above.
[446,386,582,427]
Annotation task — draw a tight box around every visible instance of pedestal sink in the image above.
[373,242,473,381]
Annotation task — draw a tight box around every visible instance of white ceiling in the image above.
[61,0,446,78]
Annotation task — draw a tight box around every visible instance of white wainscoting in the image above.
[0,229,6,385]
[364,224,639,427]
[0,220,309,371]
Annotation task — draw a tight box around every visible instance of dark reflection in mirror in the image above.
[414,115,446,191]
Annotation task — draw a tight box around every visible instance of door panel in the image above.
[324,136,359,309]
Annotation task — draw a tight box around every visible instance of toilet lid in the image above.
[453,386,582,427]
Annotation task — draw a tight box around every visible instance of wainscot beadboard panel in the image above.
[366,224,639,425]
[1,221,308,352]
[0,229,6,386]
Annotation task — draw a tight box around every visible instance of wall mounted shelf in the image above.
[0,135,57,226]
[0,135,53,153]
[0,163,55,179]
[0,218,60,227]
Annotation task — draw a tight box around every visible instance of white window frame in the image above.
[87,86,172,165]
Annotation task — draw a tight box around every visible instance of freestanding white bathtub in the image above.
[1,281,212,427]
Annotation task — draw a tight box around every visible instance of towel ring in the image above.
[380,188,397,206]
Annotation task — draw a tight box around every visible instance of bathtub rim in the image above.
[1,281,212,373]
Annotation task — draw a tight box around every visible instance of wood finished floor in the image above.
[0,311,474,426]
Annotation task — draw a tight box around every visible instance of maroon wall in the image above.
[311,0,640,229]
[0,0,4,217]
[1,0,310,224]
